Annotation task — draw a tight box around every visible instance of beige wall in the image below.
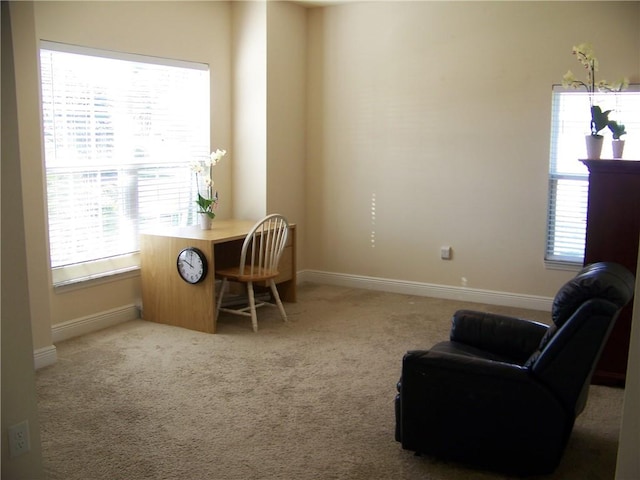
[2,3,45,477]
[231,0,267,220]
[306,1,640,297]
[229,0,308,229]
[11,0,54,353]
[616,242,640,479]
[267,1,307,260]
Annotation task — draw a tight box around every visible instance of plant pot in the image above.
[612,139,625,159]
[199,213,213,230]
[585,135,604,160]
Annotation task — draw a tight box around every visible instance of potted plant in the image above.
[608,120,627,159]
[190,148,227,229]
[562,43,628,159]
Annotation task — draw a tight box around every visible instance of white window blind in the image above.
[546,85,640,266]
[40,41,210,285]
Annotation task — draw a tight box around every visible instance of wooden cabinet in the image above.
[581,159,640,386]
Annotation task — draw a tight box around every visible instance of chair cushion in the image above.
[552,262,635,327]
[450,310,548,364]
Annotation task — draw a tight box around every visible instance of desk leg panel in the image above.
[141,234,216,333]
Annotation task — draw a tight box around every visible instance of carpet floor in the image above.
[36,283,623,480]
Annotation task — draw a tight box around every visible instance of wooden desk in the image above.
[140,219,296,333]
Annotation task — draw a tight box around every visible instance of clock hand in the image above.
[181,253,193,268]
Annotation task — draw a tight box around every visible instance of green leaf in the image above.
[608,120,626,140]
[590,105,611,135]
[196,193,213,211]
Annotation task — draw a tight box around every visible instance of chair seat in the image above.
[216,266,279,283]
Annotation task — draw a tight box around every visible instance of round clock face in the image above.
[176,247,208,284]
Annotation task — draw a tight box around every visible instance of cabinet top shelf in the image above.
[581,159,640,174]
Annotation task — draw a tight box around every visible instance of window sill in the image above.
[544,259,583,272]
[53,266,140,293]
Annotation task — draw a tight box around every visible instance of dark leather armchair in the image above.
[395,262,635,476]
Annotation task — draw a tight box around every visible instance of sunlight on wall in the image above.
[370,192,376,248]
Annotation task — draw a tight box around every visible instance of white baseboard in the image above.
[34,345,58,370]
[51,304,140,344]
[34,304,140,369]
[34,274,551,369]
[298,270,553,312]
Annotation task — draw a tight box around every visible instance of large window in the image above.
[546,85,640,266]
[40,42,210,285]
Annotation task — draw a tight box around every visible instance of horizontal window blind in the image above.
[546,85,640,265]
[40,41,210,282]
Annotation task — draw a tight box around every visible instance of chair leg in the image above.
[269,279,287,322]
[216,278,228,316]
[247,281,258,332]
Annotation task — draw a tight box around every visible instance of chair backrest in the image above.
[238,214,289,277]
[525,262,635,415]
[551,262,635,329]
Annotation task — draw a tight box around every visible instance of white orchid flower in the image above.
[190,147,226,218]
[210,149,227,166]
[562,70,576,87]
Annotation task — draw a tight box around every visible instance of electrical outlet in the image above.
[8,420,30,458]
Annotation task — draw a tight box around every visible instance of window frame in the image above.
[545,84,640,270]
[39,41,211,287]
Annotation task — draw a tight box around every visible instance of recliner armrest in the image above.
[450,310,549,364]
[403,348,529,381]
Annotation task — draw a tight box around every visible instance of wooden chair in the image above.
[215,214,289,332]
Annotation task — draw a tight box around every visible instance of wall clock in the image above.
[176,247,208,284]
